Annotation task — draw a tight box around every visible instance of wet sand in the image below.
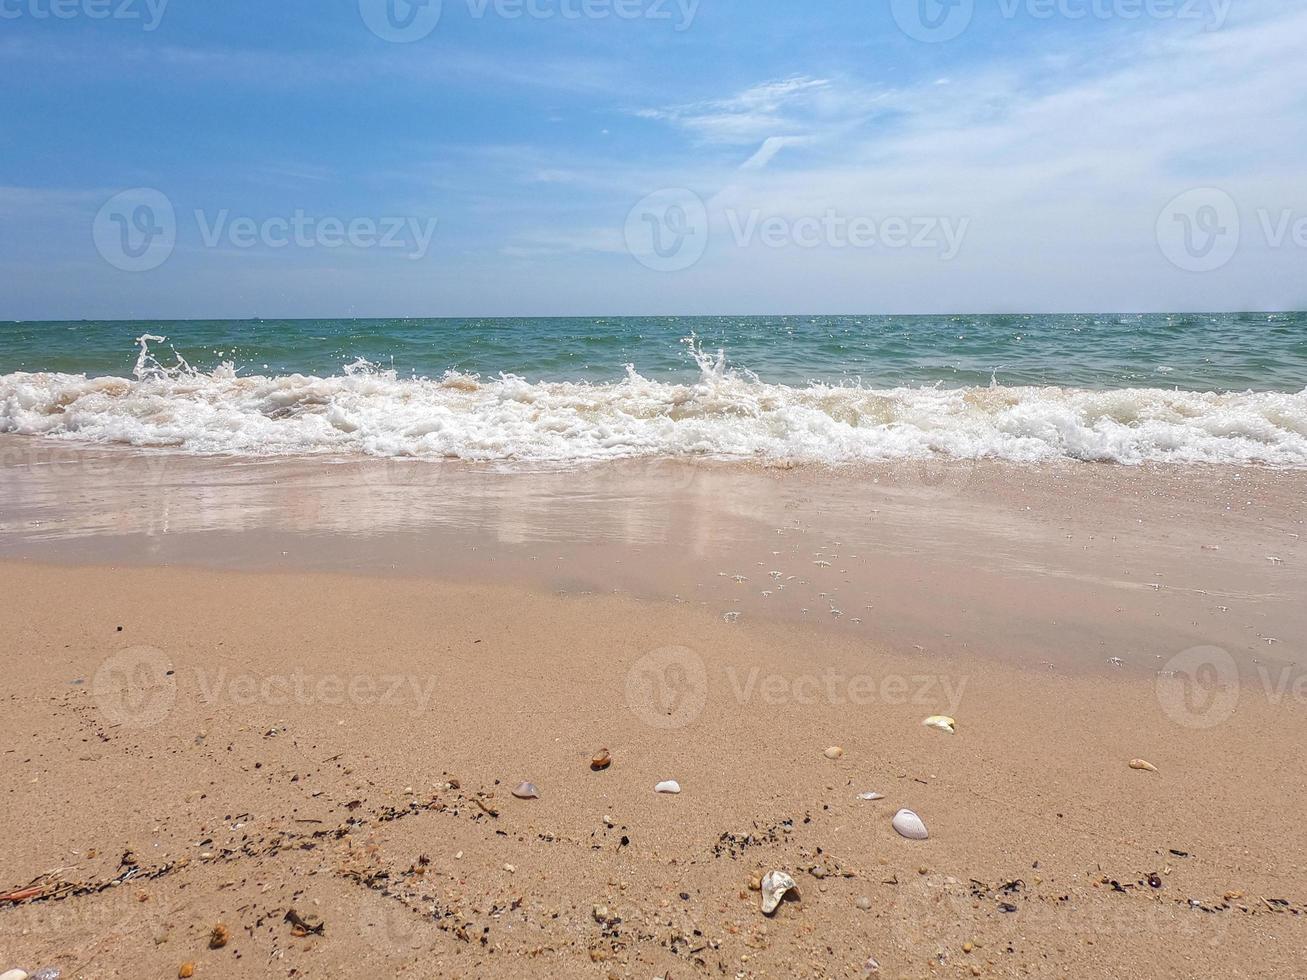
[1,438,1305,978]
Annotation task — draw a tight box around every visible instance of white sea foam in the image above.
[1,338,1305,467]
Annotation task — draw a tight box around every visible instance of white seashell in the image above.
[863,956,881,974]
[857,792,885,801]
[654,780,681,795]
[760,870,798,915]
[511,782,540,799]
[2,971,31,980]
[892,808,929,840]
[1129,759,1159,773]
[824,746,844,760]
[922,715,956,734]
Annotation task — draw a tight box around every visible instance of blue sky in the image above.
[1,0,1305,318]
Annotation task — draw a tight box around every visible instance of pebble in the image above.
[855,896,872,910]
[824,746,844,760]
[654,780,681,795]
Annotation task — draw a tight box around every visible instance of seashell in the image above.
[2,971,30,980]
[824,746,844,760]
[922,715,956,734]
[760,870,798,915]
[590,749,612,771]
[1129,759,1159,773]
[654,780,681,795]
[892,808,929,840]
[858,792,885,801]
[208,923,229,949]
[863,956,881,975]
[512,781,540,799]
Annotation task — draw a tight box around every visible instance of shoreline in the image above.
[2,437,1302,676]
[2,439,1305,976]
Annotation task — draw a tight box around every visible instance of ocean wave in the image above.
[1,337,1305,467]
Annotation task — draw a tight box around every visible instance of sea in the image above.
[1,314,1305,466]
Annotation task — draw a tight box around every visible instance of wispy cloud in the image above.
[636,75,849,145]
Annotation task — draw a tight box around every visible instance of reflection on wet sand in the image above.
[1,435,1303,676]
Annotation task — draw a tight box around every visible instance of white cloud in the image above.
[636,75,847,145]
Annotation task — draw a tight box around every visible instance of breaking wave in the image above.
[1,336,1305,466]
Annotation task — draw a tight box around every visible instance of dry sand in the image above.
[1,440,1305,978]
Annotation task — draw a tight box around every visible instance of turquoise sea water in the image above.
[3,313,1306,391]
[2,314,1306,465]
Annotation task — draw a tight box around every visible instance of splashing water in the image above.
[1,332,1305,466]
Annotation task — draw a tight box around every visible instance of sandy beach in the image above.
[1,440,1304,978]
[7,0,1307,973]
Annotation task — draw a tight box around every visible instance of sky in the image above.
[1,0,1305,318]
